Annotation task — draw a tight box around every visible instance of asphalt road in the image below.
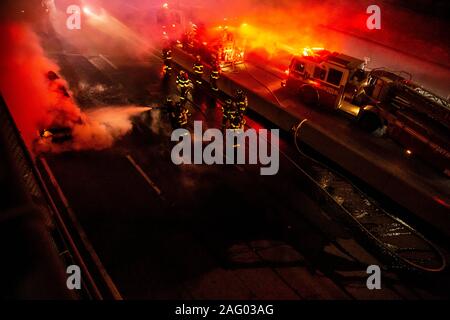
[34,24,450,300]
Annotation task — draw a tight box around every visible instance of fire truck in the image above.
[284,48,450,176]
[179,23,245,67]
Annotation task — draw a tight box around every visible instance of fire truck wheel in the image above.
[299,85,319,106]
[358,112,382,133]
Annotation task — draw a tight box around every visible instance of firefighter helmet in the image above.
[179,70,188,79]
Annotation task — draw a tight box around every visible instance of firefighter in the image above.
[210,61,221,92]
[229,97,243,130]
[229,103,242,130]
[187,23,198,47]
[166,97,178,128]
[221,98,234,130]
[164,96,175,114]
[162,47,172,76]
[176,70,191,104]
[235,89,248,128]
[192,55,204,85]
[174,101,190,128]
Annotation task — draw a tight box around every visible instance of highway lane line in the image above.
[40,157,123,300]
[126,154,164,198]
[98,54,118,70]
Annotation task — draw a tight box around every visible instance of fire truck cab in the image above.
[285,48,367,117]
[285,48,450,175]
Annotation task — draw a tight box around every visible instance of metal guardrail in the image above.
[0,94,73,299]
[0,94,118,299]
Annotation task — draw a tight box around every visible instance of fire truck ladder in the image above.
[293,120,446,273]
[408,85,450,110]
[397,81,450,129]
[371,69,450,129]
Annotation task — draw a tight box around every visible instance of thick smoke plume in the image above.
[0,23,149,155]
[69,106,150,151]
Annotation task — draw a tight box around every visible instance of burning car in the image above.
[34,71,81,151]
[38,127,73,144]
